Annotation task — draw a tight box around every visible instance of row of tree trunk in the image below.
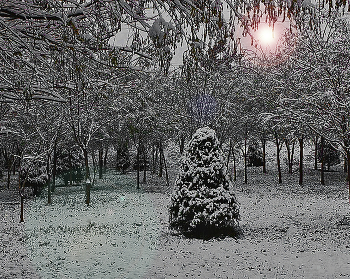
[11,132,350,222]
[1,143,22,189]
[225,135,349,187]
[136,140,169,189]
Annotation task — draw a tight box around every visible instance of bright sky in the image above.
[235,18,293,53]
[110,2,350,70]
[258,25,275,46]
[109,5,295,69]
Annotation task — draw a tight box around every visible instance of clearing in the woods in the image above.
[1,155,350,278]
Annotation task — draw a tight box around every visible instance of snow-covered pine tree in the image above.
[169,127,240,238]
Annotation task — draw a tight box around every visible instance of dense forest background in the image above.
[1,0,350,206]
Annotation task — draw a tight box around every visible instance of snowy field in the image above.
[2,140,350,279]
[24,171,166,279]
[18,167,350,278]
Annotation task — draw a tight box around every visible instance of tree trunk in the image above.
[226,139,232,171]
[233,151,237,181]
[285,139,292,174]
[143,143,146,183]
[3,149,10,189]
[98,147,103,179]
[137,141,140,189]
[47,179,51,204]
[179,135,185,155]
[320,136,325,185]
[69,149,72,185]
[275,133,282,184]
[85,179,91,206]
[12,156,16,175]
[291,141,295,173]
[91,149,96,168]
[162,149,169,187]
[347,149,350,204]
[15,144,22,175]
[103,147,108,167]
[344,154,348,174]
[91,149,97,182]
[7,159,12,189]
[83,148,91,205]
[153,144,157,174]
[47,154,51,204]
[20,193,24,223]
[299,136,304,186]
[244,137,247,184]
[159,141,163,177]
[262,138,267,174]
[151,144,154,174]
[6,150,14,189]
[314,136,318,170]
[51,140,57,192]
[19,164,26,223]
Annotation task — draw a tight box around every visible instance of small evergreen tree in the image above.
[56,148,84,186]
[317,141,340,170]
[133,144,149,171]
[169,127,240,238]
[247,143,264,167]
[20,159,48,197]
[116,142,130,174]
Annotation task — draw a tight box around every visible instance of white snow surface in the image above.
[0,202,39,279]
[24,172,165,279]
[2,144,350,278]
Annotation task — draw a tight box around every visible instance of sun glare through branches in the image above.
[235,19,300,68]
[258,26,275,46]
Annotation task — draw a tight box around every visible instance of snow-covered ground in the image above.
[0,189,40,279]
[20,167,350,278]
[1,142,350,278]
[24,171,167,279]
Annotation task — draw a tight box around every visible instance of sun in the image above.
[259,26,275,45]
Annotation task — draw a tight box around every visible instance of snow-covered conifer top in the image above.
[186,126,219,155]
